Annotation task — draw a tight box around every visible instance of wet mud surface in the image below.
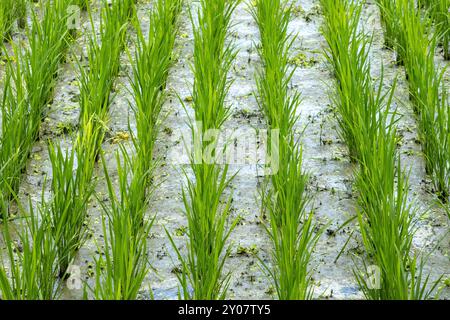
[1,0,448,300]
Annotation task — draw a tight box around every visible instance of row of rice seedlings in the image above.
[0,0,72,220]
[167,0,239,300]
[0,46,29,219]
[78,0,131,135]
[0,194,61,300]
[15,0,27,29]
[47,142,95,278]
[90,0,183,299]
[251,0,320,300]
[378,0,450,203]
[25,0,72,139]
[435,0,449,60]
[0,1,16,42]
[0,0,136,299]
[419,0,449,59]
[0,0,77,298]
[320,0,436,299]
[0,0,26,42]
[90,150,152,300]
[127,0,183,232]
[47,0,135,278]
[400,0,450,203]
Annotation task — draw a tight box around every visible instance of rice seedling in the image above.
[127,0,183,230]
[355,153,438,299]
[69,0,134,239]
[0,0,72,220]
[320,0,379,161]
[24,0,71,133]
[47,142,94,278]
[0,193,61,300]
[44,0,135,278]
[320,0,437,299]
[44,115,102,279]
[69,0,133,246]
[15,0,27,29]
[0,0,446,302]
[0,45,30,219]
[391,0,450,203]
[87,0,183,298]
[374,0,401,50]
[89,151,152,300]
[251,0,320,300]
[86,0,183,299]
[167,0,239,300]
[376,0,450,201]
[78,0,133,156]
[426,0,449,60]
[0,0,17,42]
[436,0,449,60]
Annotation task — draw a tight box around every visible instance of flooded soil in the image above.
[1,0,448,300]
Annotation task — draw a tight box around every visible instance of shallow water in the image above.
[2,0,448,300]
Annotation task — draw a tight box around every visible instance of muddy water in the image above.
[3,0,449,300]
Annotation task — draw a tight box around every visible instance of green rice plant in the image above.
[425,0,449,59]
[427,87,450,202]
[320,0,437,299]
[47,141,94,277]
[72,0,132,238]
[24,0,71,137]
[15,0,27,29]
[251,0,298,137]
[44,116,101,278]
[374,0,401,50]
[375,0,419,66]
[435,0,449,60]
[168,163,237,300]
[376,0,449,202]
[75,115,103,200]
[251,0,320,300]
[78,0,132,158]
[87,0,182,298]
[0,0,26,39]
[260,141,320,300]
[127,0,183,229]
[320,0,372,161]
[0,45,30,219]
[353,101,436,299]
[89,151,152,300]
[71,0,134,231]
[78,9,123,126]
[167,0,239,300]
[0,0,16,42]
[0,194,61,300]
[355,152,438,299]
[190,0,238,131]
[48,0,134,278]
[418,0,434,7]
[0,0,72,219]
[394,0,450,202]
